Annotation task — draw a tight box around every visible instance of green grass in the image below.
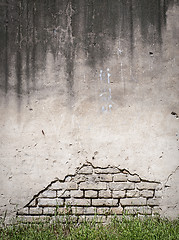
[0,215,179,240]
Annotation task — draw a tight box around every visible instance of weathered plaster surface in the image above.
[0,0,178,222]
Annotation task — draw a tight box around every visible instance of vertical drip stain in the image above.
[5,0,9,94]
[16,0,22,100]
[26,1,30,96]
[129,0,134,62]
[64,1,75,98]
[163,0,167,26]
[157,0,162,45]
[31,1,36,90]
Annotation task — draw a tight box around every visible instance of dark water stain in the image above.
[0,0,175,102]
[25,1,30,96]
[4,0,9,94]
[16,0,22,99]
[129,0,134,61]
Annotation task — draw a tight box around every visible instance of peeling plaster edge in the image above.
[79,161,161,184]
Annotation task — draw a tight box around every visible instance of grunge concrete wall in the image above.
[0,0,178,222]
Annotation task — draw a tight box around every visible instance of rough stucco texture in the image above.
[0,0,178,222]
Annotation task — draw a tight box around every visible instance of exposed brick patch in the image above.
[17,163,162,222]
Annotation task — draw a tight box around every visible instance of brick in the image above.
[43,207,56,215]
[38,198,64,207]
[50,182,78,190]
[40,190,56,198]
[17,208,28,215]
[147,198,160,206]
[65,199,91,206]
[124,206,151,215]
[99,190,112,198]
[152,207,162,215]
[71,190,83,198]
[85,175,100,182]
[106,215,123,223]
[120,198,146,206]
[52,215,67,223]
[72,175,86,183]
[99,174,113,182]
[128,175,140,182]
[16,216,49,223]
[85,190,98,198]
[140,190,154,198]
[124,207,136,214]
[61,215,78,222]
[139,206,152,215]
[65,183,78,190]
[58,207,72,215]
[80,182,106,190]
[136,182,158,190]
[84,207,96,215]
[78,166,93,174]
[71,207,84,215]
[29,207,43,215]
[126,190,140,198]
[113,191,125,198]
[113,174,128,182]
[94,168,120,174]
[97,207,111,215]
[58,190,70,198]
[109,182,135,191]
[50,181,64,190]
[92,199,118,207]
[79,215,106,223]
[110,207,123,215]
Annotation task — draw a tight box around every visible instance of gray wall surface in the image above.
[0,0,178,222]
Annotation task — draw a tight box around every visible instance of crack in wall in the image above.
[164,165,179,187]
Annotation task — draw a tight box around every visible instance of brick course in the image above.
[113,174,128,182]
[120,198,146,206]
[38,198,64,207]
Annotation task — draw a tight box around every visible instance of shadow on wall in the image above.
[0,0,175,99]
